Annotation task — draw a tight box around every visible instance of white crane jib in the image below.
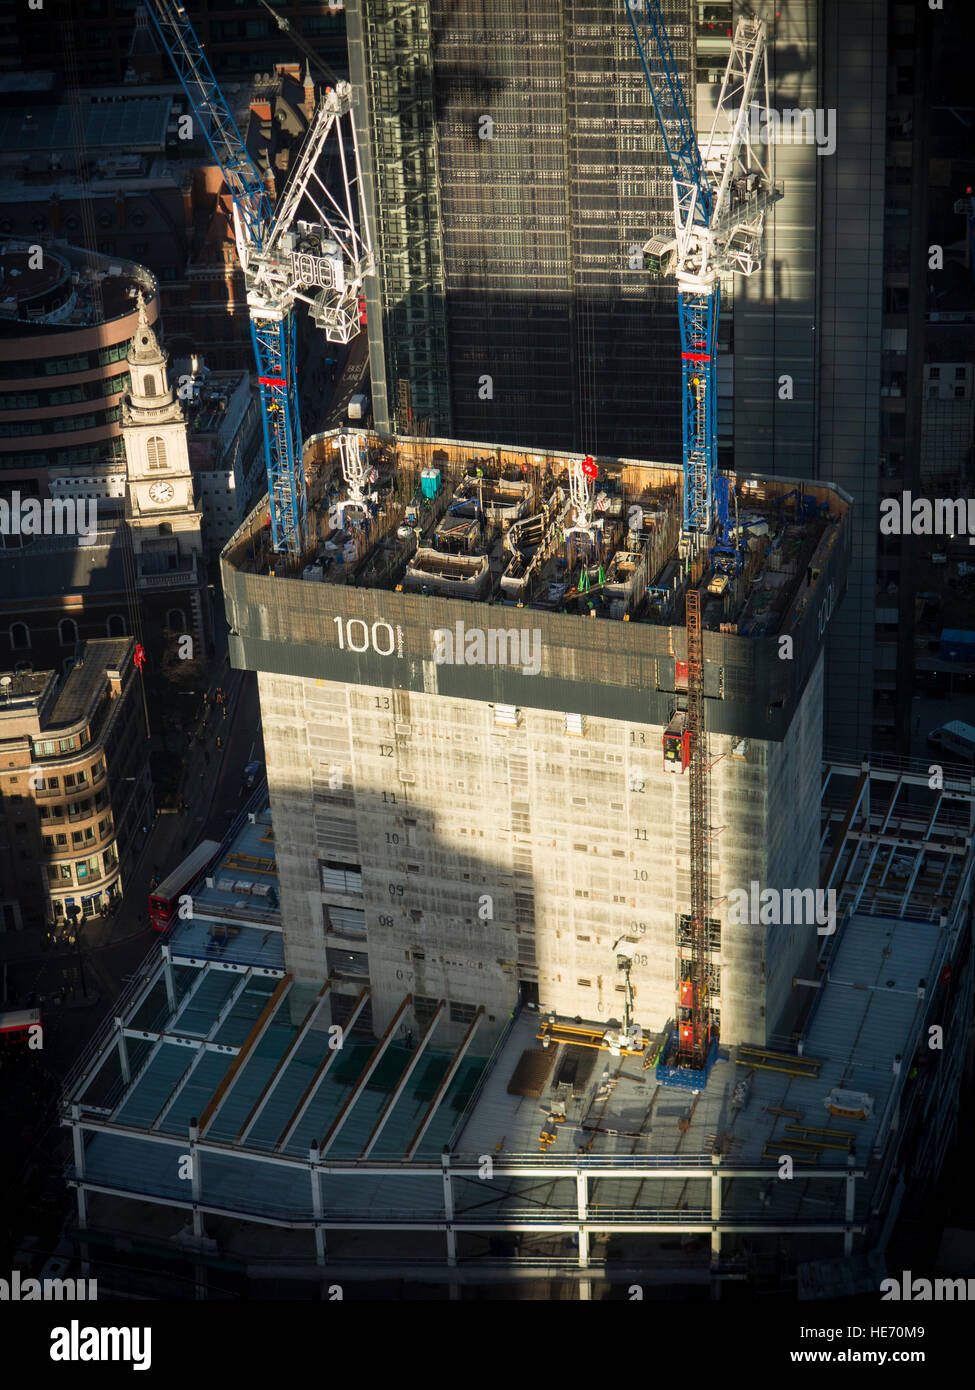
[247,81,374,341]
[646,17,779,294]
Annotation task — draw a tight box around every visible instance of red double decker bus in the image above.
[149,839,221,933]
[0,1007,42,1046]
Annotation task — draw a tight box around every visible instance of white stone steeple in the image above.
[121,291,202,562]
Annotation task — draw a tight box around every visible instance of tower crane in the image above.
[624,4,779,548]
[145,1,373,561]
[624,6,781,1082]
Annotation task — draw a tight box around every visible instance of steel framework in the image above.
[145,1,372,560]
[680,587,714,1068]
[625,5,779,542]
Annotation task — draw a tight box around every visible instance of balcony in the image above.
[136,552,198,591]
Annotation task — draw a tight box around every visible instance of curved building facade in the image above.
[0,242,158,505]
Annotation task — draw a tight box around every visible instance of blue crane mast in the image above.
[625,4,780,1081]
[625,3,778,551]
[146,0,304,560]
[145,2,374,563]
[626,1,716,541]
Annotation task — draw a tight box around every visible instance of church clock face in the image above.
[148,481,175,504]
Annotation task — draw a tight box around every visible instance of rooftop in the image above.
[179,804,282,943]
[0,98,172,159]
[0,241,155,333]
[0,669,53,708]
[229,430,848,643]
[48,638,133,728]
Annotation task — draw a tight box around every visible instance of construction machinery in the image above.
[145,1,373,562]
[625,5,779,548]
[624,4,781,1086]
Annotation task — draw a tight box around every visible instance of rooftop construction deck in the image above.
[237,431,845,636]
[221,432,852,741]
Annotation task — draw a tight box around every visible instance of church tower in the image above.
[122,292,203,559]
[121,292,207,651]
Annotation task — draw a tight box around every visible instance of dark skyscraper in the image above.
[347,0,688,462]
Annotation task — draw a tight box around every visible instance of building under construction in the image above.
[221,430,850,1062]
[57,436,975,1294]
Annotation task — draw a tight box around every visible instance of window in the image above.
[955,386,966,399]
[323,904,366,938]
[320,861,363,895]
[166,607,186,632]
[9,622,29,650]
[143,374,157,397]
[58,618,78,646]
[449,1001,476,1025]
[48,864,72,883]
[414,995,439,1027]
[75,855,100,882]
[146,436,168,470]
[106,614,126,637]
[325,946,369,978]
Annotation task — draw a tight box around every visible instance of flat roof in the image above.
[0,99,171,157]
[49,638,132,727]
[178,806,282,936]
[62,906,942,1231]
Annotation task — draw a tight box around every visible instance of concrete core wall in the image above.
[259,656,825,1052]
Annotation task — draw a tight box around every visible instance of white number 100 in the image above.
[333,617,403,658]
